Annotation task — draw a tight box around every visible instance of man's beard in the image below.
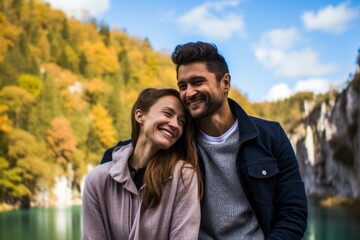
[188,92,224,119]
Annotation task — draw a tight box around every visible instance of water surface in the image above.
[0,205,82,240]
[1,201,360,239]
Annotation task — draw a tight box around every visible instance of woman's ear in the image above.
[135,109,143,124]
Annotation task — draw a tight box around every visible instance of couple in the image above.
[82,41,308,240]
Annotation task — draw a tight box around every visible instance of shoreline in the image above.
[309,195,360,219]
[0,199,82,212]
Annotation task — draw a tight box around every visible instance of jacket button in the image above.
[262,170,267,176]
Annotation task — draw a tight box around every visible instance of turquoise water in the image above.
[0,201,359,239]
[303,201,360,240]
[0,205,82,240]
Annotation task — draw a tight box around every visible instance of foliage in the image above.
[3,0,355,208]
[17,73,42,97]
[0,105,11,133]
[91,103,117,151]
[47,116,77,169]
[0,85,35,129]
[253,91,315,132]
[83,77,107,105]
[81,41,119,77]
[0,12,20,63]
[6,129,54,207]
[0,156,30,205]
[229,87,256,115]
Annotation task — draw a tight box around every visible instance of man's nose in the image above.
[186,85,197,97]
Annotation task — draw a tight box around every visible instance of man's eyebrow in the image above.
[178,76,205,85]
[177,81,184,86]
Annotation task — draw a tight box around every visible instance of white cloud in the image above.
[263,78,336,102]
[273,48,337,77]
[301,3,359,34]
[293,78,336,93]
[256,28,300,50]
[45,0,110,19]
[253,28,337,78]
[177,1,245,40]
[263,83,292,102]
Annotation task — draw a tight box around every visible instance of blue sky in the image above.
[45,0,360,102]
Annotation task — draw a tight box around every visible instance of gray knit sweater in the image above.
[197,123,264,240]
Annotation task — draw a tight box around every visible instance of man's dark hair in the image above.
[171,41,229,82]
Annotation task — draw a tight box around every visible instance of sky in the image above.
[44,0,360,102]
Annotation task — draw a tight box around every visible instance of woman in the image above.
[82,88,203,240]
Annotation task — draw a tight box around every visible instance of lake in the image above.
[0,201,359,239]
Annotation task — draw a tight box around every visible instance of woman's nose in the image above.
[168,117,179,129]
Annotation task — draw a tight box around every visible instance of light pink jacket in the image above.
[82,144,201,240]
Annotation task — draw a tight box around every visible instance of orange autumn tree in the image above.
[47,116,77,170]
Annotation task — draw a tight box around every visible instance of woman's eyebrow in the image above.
[162,106,175,113]
[163,106,185,118]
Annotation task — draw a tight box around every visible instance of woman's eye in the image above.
[178,119,185,126]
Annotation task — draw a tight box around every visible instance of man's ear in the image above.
[222,73,231,93]
[135,109,143,124]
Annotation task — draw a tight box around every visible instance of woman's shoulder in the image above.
[85,161,113,183]
[173,160,194,170]
[172,160,197,181]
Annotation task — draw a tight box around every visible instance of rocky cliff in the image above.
[290,67,360,199]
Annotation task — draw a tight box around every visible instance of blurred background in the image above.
[0,0,359,239]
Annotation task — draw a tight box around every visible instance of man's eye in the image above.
[178,84,186,90]
[193,80,203,86]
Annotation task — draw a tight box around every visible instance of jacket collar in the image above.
[228,98,259,143]
[194,98,259,143]
[109,143,138,195]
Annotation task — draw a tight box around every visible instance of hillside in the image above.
[0,0,254,208]
[1,0,358,209]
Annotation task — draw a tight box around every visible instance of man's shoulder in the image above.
[249,115,279,126]
[248,115,282,134]
[101,139,131,164]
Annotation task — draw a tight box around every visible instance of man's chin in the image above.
[189,110,205,119]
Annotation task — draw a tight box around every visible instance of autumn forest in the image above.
[1,0,356,209]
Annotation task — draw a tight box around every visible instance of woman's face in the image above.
[137,95,186,151]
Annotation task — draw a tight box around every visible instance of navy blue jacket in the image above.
[100,98,308,239]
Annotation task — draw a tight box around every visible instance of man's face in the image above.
[177,62,228,119]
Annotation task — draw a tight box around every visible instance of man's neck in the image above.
[198,100,236,137]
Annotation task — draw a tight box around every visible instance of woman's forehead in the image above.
[154,95,185,113]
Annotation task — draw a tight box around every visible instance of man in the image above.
[102,41,307,239]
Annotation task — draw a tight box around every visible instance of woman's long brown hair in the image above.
[130,88,203,209]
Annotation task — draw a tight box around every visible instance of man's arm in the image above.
[268,123,308,240]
